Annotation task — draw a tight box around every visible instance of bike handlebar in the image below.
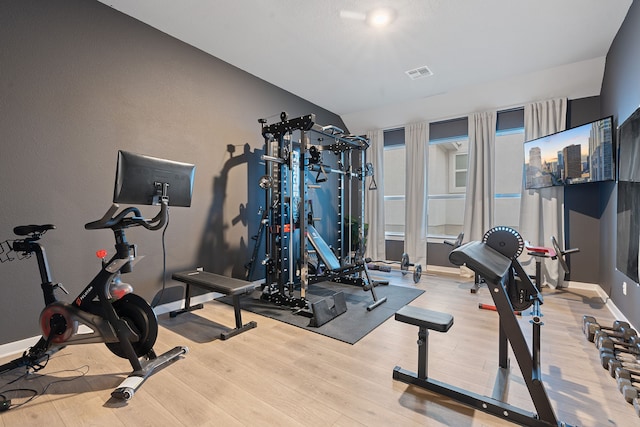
[84,202,168,231]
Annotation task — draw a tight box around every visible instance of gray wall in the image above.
[0,0,346,345]
[600,0,640,327]
[563,96,603,284]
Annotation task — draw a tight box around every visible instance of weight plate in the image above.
[413,264,422,283]
[400,253,409,271]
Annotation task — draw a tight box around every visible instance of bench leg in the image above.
[169,283,204,318]
[220,294,257,340]
[417,326,429,379]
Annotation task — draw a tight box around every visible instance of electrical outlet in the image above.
[623,281,627,295]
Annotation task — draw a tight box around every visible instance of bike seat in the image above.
[14,224,56,236]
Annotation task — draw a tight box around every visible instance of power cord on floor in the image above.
[0,365,89,412]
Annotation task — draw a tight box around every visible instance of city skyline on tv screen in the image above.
[524,116,614,189]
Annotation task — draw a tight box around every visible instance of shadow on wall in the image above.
[197,143,264,279]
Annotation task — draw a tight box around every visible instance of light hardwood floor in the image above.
[0,272,637,426]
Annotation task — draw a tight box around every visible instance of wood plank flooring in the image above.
[0,272,637,426]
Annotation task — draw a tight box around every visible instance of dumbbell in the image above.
[600,344,640,364]
[599,345,640,369]
[617,366,640,381]
[615,368,640,403]
[633,396,640,417]
[583,315,632,342]
[583,315,630,336]
[608,358,640,378]
[594,325,637,346]
[598,335,640,353]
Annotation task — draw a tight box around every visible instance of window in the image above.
[451,152,468,193]
[428,136,468,238]
[381,109,524,241]
[427,110,524,240]
[494,128,524,230]
[494,108,525,231]
[428,117,469,239]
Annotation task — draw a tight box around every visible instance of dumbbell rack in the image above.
[583,315,640,416]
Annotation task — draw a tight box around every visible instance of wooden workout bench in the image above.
[171,270,257,340]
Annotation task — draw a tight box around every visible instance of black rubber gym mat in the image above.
[217,282,424,344]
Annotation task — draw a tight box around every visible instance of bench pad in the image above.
[449,241,511,284]
[172,270,256,296]
[395,305,453,332]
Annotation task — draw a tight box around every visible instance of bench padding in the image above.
[448,241,511,284]
[395,305,453,332]
[172,270,256,295]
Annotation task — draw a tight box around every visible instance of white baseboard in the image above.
[565,281,636,331]
[0,336,42,360]
[564,280,601,292]
[0,292,221,360]
[426,265,463,276]
[152,291,221,316]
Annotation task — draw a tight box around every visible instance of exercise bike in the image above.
[0,200,187,401]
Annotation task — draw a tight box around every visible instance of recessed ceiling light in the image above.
[366,7,396,28]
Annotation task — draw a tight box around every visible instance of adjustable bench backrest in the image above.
[307,224,341,271]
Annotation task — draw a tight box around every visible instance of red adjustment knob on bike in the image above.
[96,249,107,259]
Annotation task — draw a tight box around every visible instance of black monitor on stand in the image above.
[113,150,196,207]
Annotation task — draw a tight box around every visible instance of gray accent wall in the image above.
[600,0,640,328]
[0,0,346,345]
[563,96,603,284]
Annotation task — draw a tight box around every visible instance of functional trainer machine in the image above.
[256,112,384,324]
[393,226,572,426]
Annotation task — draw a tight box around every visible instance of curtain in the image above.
[518,98,567,288]
[463,111,497,242]
[364,130,386,261]
[404,122,429,266]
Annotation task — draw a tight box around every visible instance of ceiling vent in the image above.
[405,66,433,80]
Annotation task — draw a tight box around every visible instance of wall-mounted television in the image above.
[524,116,614,189]
[113,150,196,207]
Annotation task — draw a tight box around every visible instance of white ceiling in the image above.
[98,0,632,132]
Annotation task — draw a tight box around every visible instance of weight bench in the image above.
[306,224,386,311]
[170,270,257,340]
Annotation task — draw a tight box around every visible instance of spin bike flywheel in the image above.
[106,293,158,359]
[40,302,78,344]
[482,226,524,259]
